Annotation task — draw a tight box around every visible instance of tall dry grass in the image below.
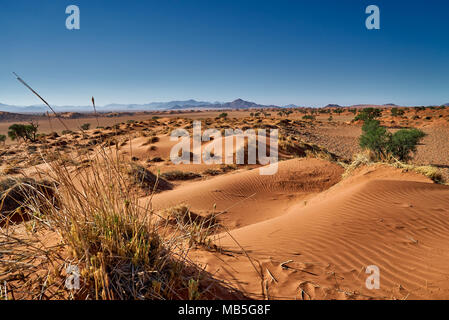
[0,136,241,300]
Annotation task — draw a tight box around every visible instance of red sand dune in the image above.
[176,162,449,300]
[150,158,343,229]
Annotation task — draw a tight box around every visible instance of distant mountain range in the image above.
[1,100,447,114]
[0,99,286,113]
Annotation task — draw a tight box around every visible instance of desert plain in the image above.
[1,105,449,300]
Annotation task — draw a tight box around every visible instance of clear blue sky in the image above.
[1,0,448,107]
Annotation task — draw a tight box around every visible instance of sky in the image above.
[0,0,448,108]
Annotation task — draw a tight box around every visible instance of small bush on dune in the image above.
[203,168,221,176]
[8,122,39,142]
[386,128,426,161]
[161,170,201,181]
[302,115,315,120]
[359,120,426,162]
[80,123,90,131]
[354,121,442,183]
[391,108,405,117]
[359,120,390,159]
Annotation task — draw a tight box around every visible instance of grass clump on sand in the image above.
[161,170,201,181]
[351,119,443,183]
[278,135,339,162]
[163,205,220,249]
[0,151,239,300]
[391,162,444,184]
[0,177,56,225]
[128,163,172,192]
[342,151,444,183]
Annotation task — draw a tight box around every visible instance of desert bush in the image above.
[354,108,382,122]
[161,171,201,181]
[128,163,172,191]
[220,164,237,172]
[386,128,426,161]
[0,134,6,144]
[0,177,56,225]
[80,123,90,131]
[343,151,443,183]
[163,205,220,248]
[203,169,221,176]
[8,122,39,142]
[359,120,426,161]
[342,151,373,178]
[302,115,315,120]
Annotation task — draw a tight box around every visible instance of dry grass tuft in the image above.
[341,151,373,179]
[161,171,201,181]
[391,161,444,184]
[0,149,240,300]
[0,177,56,226]
[343,151,444,183]
[162,205,220,249]
[128,163,172,192]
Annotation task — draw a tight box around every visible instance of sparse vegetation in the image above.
[163,205,220,248]
[359,120,390,159]
[359,120,426,161]
[128,163,172,191]
[0,150,238,300]
[80,123,90,131]
[0,177,55,225]
[391,108,405,117]
[7,122,39,142]
[302,115,315,120]
[353,108,381,122]
[161,170,201,181]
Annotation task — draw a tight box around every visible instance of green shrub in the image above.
[161,171,201,181]
[359,120,426,161]
[391,108,405,117]
[354,108,382,122]
[359,120,390,159]
[302,115,315,120]
[387,128,426,161]
[80,123,91,130]
[8,122,39,142]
